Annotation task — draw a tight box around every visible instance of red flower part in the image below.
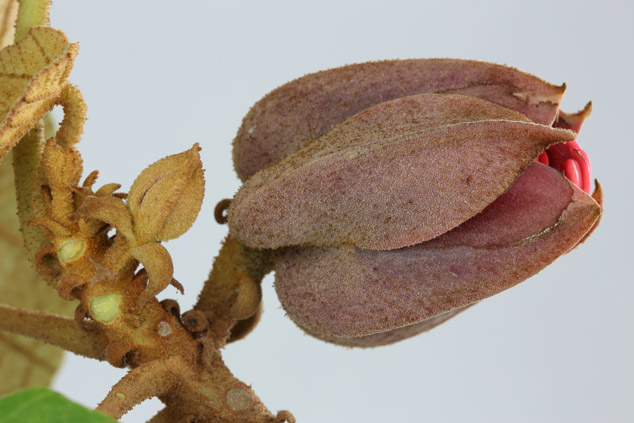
[537,139,592,193]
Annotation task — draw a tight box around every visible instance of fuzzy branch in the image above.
[0,303,107,360]
[97,356,180,419]
[195,236,271,345]
[147,408,171,423]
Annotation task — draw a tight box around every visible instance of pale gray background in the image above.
[46,0,632,422]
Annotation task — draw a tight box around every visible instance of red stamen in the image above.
[562,159,581,187]
[534,140,592,194]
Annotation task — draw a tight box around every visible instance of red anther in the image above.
[562,159,581,187]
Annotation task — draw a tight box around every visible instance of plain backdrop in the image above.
[44,0,633,422]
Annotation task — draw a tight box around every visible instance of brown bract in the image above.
[229,59,603,346]
[127,144,205,244]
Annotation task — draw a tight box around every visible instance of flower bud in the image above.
[229,59,602,346]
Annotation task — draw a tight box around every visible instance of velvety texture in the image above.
[228,59,602,348]
[318,305,474,347]
[229,94,576,250]
[274,163,600,346]
[233,59,566,180]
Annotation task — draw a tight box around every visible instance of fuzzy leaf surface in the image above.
[127,144,204,243]
[0,27,77,161]
[78,196,134,240]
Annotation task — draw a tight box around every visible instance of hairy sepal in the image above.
[274,163,601,346]
[230,94,576,250]
[233,58,566,180]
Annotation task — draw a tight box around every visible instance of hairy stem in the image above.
[97,357,179,419]
[195,236,271,346]
[0,303,107,360]
[55,84,86,148]
[146,407,171,423]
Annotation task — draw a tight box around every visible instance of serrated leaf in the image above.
[0,26,78,161]
[0,154,75,395]
[127,144,204,243]
[0,387,117,423]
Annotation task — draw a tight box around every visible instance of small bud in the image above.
[230,60,603,347]
[58,239,86,263]
[90,293,122,324]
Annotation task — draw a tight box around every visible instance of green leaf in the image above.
[0,153,76,395]
[0,387,117,423]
